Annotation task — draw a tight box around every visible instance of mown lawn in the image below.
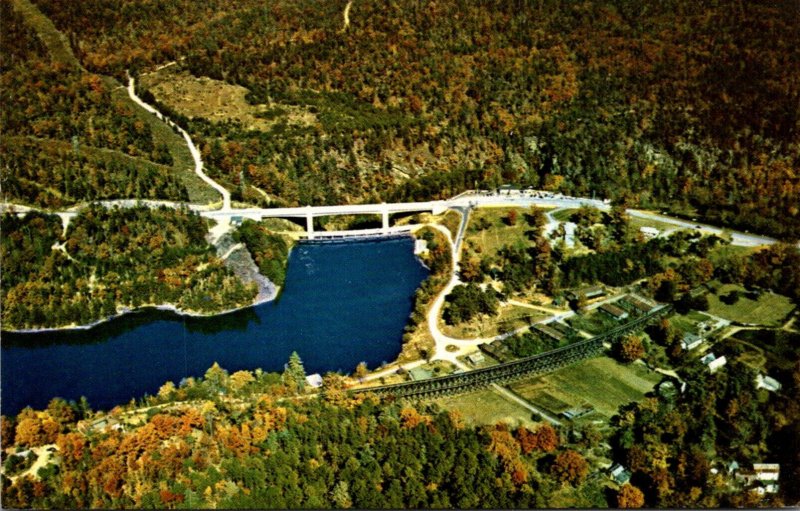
[707,284,795,326]
[440,304,550,339]
[566,311,620,336]
[462,206,544,259]
[510,357,662,419]
[435,387,536,428]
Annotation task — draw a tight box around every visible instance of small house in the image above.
[609,464,632,485]
[736,463,780,486]
[599,303,629,320]
[708,356,727,373]
[305,373,324,388]
[231,215,243,226]
[466,351,485,366]
[77,416,122,435]
[756,374,781,392]
[681,333,704,351]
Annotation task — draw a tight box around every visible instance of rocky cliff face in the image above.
[212,231,278,304]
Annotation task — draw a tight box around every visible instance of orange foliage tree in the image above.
[551,449,589,486]
[617,483,646,508]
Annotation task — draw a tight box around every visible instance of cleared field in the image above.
[669,310,711,334]
[462,206,541,258]
[510,357,662,420]
[141,69,317,132]
[566,311,620,336]
[440,304,550,339]
[435,387,536,427]
[707,284,795,326]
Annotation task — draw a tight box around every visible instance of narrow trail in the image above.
[218,243,245,260]
[126,75,232,211]
[491,384,563,426]
[340,0,353,32]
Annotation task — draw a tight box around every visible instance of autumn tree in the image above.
[1,416,15,449]
[516,423,559,454]
[551,449,588,486]
[506,209,518,226]
[617,335,646,363]
[617,484,645,508]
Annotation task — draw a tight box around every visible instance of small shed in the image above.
[708,356,727,374]
[466,352,485,365]
[408,367,433,381]
[756,374,781,392]
[231,215,243,226]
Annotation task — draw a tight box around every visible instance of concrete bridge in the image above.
[201,201,448,239]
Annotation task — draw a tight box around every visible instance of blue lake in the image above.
[1,236,428,415]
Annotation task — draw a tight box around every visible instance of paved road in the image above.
[2,190,785,249]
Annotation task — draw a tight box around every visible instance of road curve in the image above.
[126,75,231,211]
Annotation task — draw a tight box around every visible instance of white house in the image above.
[708,356,727,374]
[681,332,704,351]
[640,226,660,239]
[756,374,781,392]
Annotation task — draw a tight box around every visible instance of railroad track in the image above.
[353,304,673,399]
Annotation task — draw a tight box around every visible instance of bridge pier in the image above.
[305,206,314,239]
[381,204,389,233]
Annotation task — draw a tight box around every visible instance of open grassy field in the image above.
[669,310,712,334]
[707,284,795,326]
[462,206,549,259]
[708,245,759,266]
[435,387,536,428]
[141,69,317,132]
[440,304,550,339]
[566,311,620,336]
[510,357,662,420]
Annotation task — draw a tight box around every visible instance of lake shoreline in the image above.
[2,291,280,335]
[3,236,428,416]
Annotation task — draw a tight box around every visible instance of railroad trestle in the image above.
[353,304,673,400]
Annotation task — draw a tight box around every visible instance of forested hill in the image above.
[30,0,800,238]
